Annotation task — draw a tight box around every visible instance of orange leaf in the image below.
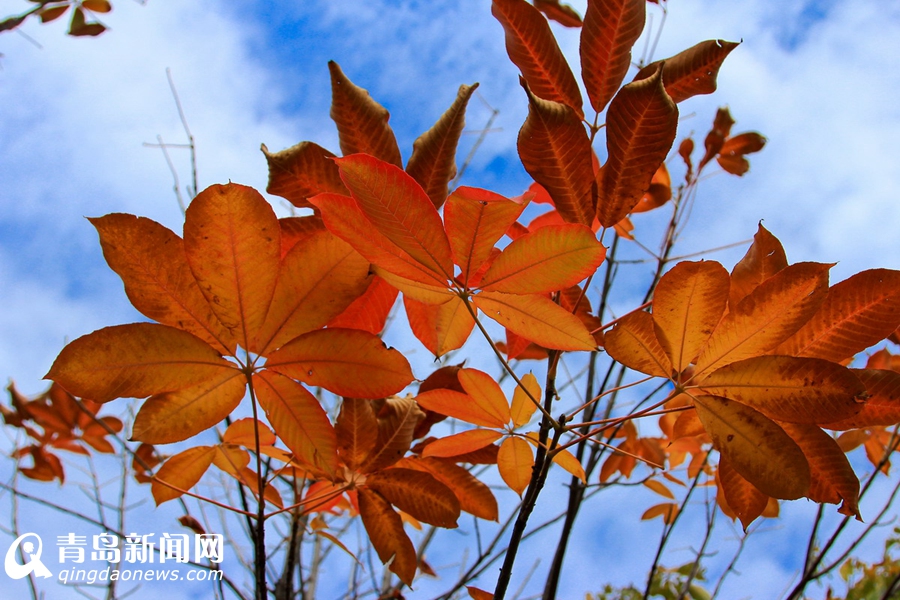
[398,457,499,521]
[652,261,730,373]
[580,0,645,112]
[420,429,504,458]
[780,422,860,519]
[598,65,678,227]
[416,387,505,429]
[693,262,831,377]
[328,275,399,335]
[310,192,448,285]
[151,445,216,505]
[478,223,606,294]
[517,87,594,226]
[46,323,237,403]
[551,447,586,482]
[278,215,327,256]
[510,372,541,428]
[774,269,900,363]
[328,61,402,166]
[717,132,766,176]
[643,479,674,499]
[365,468,460,528]
[336,398,378,471]
[89,214,237,354]
[698,356,866,425]
[540,1,582,25]
[604,311,672,378]
[131,370,246,444]
[641,502,678,524]
[630,162,672,213]
[68,7,105,36]
[254,371,339,477]
[362,396,424,473]
[266,328,414,399]
[39,5,70,23]
[693,395,809,500]
[474,291,597,351]
[730,223,788,308]
[261,142,347,209]
[404,295,476,357]
[81,0,111,13]
[458,369,513,427]
[492,0,583,116]
[498,436,535,495]
[183,183,280,353]
[717,454,768,531]
[467,586,495,600]
[823,369,900,430]
[212,445,251,476]
[375,268,454,305]
[358,491,417,585]
[335,154,455,281]
[633,40,740,103]
[255,230,371,354]
[406,83,479,209]
[444,187,527,285]
[223,418,276,448]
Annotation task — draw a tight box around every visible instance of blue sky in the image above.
[1,0,900,598]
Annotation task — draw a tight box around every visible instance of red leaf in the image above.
[633,40,740,103]
[328,61,402,166]
[335,155,455,281]
[492,0,583,116]
[444,187,527,286]
[580,0,646,112]
[406,83,479,209]
[261,142,347,209]
[598,65,678,227]
[517,86,595,226]
[328,276,399,335]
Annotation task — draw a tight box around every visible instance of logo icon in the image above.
[5,533,53,579]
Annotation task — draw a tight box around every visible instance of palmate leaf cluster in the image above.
[5,0,900,598]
